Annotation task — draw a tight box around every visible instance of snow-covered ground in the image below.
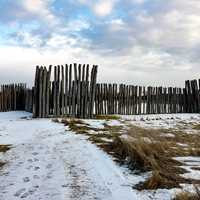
[0,112,199,200]
[0,112,137,200]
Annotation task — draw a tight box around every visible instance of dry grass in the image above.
[174,186,200,200]
[109,124,200,190]
[0,145,11,169]
[55,117,200,191]
[0,145,11,153]
[60,118,107,134]
[95,115,120,120]
[192,124,200,130]
[58,118,123,152]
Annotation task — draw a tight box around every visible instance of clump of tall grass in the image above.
[174,186,200,200]
[110,125,200,189]
[0,145,11,169]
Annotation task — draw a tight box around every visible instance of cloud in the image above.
[0,0,200,87]
[93,1,114,17]
[78,0,115,17]
[0,42,198,88]
[22,0,58,25]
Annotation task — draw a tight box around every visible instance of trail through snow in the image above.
[0,112,137,200]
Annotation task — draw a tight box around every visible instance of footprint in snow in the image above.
[32,152,39,156]
[23,177,30,182]
[34,166,40,171]
[27,159,33,163]
[28,187,37,195]
[33,175,40,179]
[14,188,26,197]
[46,164,52,169]
[26,165,33,170]
[20,192,29,199]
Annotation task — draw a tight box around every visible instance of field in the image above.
[0,112,200,199]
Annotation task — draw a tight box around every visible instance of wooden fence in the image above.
[0,83,27,112]
[25,88,33,113]
[94,79,200,115]
[94,84,184,115]
[32,64,98,118]
[0,67,199,118]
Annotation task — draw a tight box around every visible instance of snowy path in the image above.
[0,112,137,200]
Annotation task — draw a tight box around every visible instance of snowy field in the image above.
[0,112,199,200]
[0,112,137,200]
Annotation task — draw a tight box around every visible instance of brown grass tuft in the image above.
[109,125,200,190]
[192,124,200,130]
[95,115,120,120]
[174,186,200,200]
[56,117,200,191]
[0,162,6,169]
[0,145,11,153]
[0,145,11,169]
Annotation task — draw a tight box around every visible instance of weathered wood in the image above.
[72,81,76,117]
[65,64,69,115]
[69,64,72,116]
[33,66,39,117]
[39,67,43,118]
[56,65,60,116]
[61,65,65,116]
[42,67,47,118]
[53,66,57,116]
[46,65,52,117]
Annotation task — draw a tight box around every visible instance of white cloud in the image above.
[93,1,114,17]
[0,43,198,88]
[79,0,115,17]
[0,0,200,87]
[22,0,58,25]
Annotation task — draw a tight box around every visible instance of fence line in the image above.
[94,79,200,115]
[94,84,185,115]
[32,64,98,118]
[0,83,27,112]
[0,67,199,118]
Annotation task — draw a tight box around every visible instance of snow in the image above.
[0,112,138,200]
[121,113,200,129]
[175,157,200,180]
[0,112,199,200]
[82,119,106,129]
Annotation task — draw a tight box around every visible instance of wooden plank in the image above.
[42,67,47,117]
[80,65,85,118]
[53,66,57,116]
[72,81,76,117]
[57,65,60,116]
[77,65,81,117]
[89,65,98,118]
[69,64,72,116]
[61,65,65,116]
[46,65,52,117]
[65,64,69,115]
[38,67,43,117]
[33,66,39,117]
[84,65,89,118]
[138,86,142,114]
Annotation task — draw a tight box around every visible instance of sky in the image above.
[0,0,200,87]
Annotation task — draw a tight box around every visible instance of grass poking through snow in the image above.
[111,125,200,190]
[95,115,120,120]
[174,185,200,200]
[55,117,200,191]
[0,145,11,169]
